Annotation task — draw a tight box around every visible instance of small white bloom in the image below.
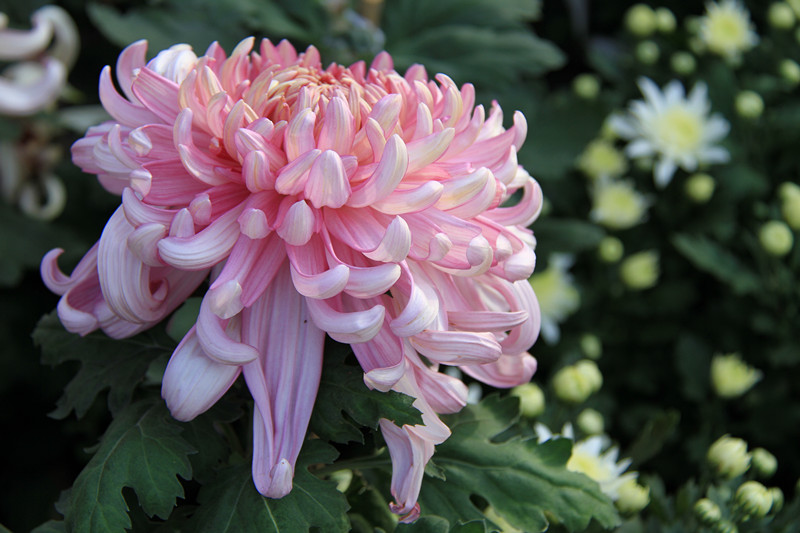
[527,255,580,344]
[699,0,759,62]
[535,423,638,500]
[611,77,730,188]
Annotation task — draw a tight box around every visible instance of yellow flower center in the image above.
[656,107,703,153]
[704,4,754,56]
[568,449,614,482]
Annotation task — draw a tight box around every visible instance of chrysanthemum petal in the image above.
[162,326,241,421]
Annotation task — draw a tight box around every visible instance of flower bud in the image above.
[598,236,624,263]
[751,448,778,478]
[573,73,601,100]
[671,51,697,75]
[759,220,794,256]
[769,2,796,29]
[655,8,677,33]
[329,469,353,493]
[685,173,716,203]
[590,180,649,230]
[779,59,800,85]
[626,4,658,37]
[710,353,762,398]
[779,181,800,200]
[620,251,659,290]
[577,408,605,435]
[769,487,784,512]
[511,382,546,418]
[552,360,602,404]
[575,360,603,391]
[708,434,751,478]
[616,478,650,514]
[735,90,764,119]
[580,333,603,359]
[636,41,660,64]
[715,520,739,533]
[577,139,628,180]
[694,498,722,525]
[779,182,800,229]
[734,480,773,519]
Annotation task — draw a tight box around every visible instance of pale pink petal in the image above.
[162,327,241,421]
[196,296,258,364]
[461,351,537,388]
[304,150,351,209]
[305,295,385,344]
[241,265,326,497]
[158,202,245,270]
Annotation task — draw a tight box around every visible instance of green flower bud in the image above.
[751,448,778,478]
[636,40,660,64]
[779,182,800,229]
[655,8,677,33]
[769,2,796,29]
[577,408,605,435]
[329,469,353,493]
[626,4,658,37]
[616,478,650,514]
[620,251,659,290]
[759,220,794,256]
[511,382,546,418]
[552,360,602,404]
[715,520,739,533]
[735,480,773,519]
[694,498,722,525]
[769,487,784,512]
[708,434,751,479]
[671,51,697,75]
[573,73,601,100]
[779,181,800,200]
[779,59,800,85]
[685,173,716,203]
[735,90,764,119]
[580,333,602,359]
[575,360,603,390]
[711,353,762,398]
[598,236,624,263]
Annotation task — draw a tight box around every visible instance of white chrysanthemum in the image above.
[699,0,759,62]
[535,423,637,500]
[590,178,649,230]
[611,78,730,188]
[527,255,579,344]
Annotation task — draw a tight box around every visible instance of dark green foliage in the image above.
[310,347,423,443]
[419,395,621,532]
[33,312,174,418]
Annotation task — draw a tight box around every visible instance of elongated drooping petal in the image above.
[241,264,326,497]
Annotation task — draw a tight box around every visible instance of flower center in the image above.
[707,11,747,50]
[568,449,614,482]
[656,107,703,154]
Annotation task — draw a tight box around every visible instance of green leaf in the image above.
[187,440,350,533]
[309,347,422,443]
[419,395,620,532]
[532,218,606,254]
[33,312,175,419]
[383,0,563,93]
[30,522,65,533]
[396,516,450,533]
[65,399,194,533]
[672,234,761,295]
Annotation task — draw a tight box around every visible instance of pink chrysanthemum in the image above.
[41,38,542,521]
